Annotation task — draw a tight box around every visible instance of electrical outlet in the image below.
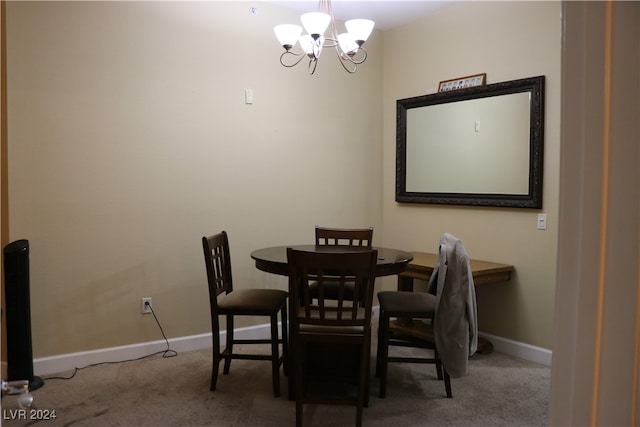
[141,297,152,314]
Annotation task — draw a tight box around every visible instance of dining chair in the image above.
[287,248,378,427]
[315,226,373,248]
[311,226,373,302]
[201,231,288,397]
[376,233,478,398]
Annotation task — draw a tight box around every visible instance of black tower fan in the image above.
[3,239,44,391]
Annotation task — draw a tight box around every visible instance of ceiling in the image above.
[268,1,455,30]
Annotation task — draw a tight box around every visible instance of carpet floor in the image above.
[2,339,550,426]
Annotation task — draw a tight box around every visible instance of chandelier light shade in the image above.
[337,33,357,55]
[300,12,331,37]
[273,24,303,49]
[345,19,375,44]
[273,0,374,74]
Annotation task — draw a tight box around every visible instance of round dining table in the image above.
[250,245,414,277]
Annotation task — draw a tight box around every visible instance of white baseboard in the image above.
[478,332,552,366]
[34,324,269,376]
[34,321,551,376]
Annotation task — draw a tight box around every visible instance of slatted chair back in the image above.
[315,226,373,248]
[289,249,377,328]
[202,231,233,303]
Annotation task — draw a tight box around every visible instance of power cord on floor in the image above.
[43,302,178,381]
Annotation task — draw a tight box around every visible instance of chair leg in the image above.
[364,359,370,408]
[359,335,370,422]
[211,341,220,391]
[270,314,281,397]
[296,400,303,427]
[377,312,390,398]
[294,337,305,427]
[363,335,371,408]
[435,358,444,380]
[287,318,295,401]
[223,315,233,374]
[443,368,452,398]
[375,310,384,377]
[211,319,221,391]
[281,305,289,376]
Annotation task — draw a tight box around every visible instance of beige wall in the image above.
[5,1,384,357]
[381,1,561,349]
[4,0,560,359]
[6,1,638,424]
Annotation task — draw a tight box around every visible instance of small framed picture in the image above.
[438,73,487,92]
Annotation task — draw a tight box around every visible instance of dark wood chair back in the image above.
[288,248,378,328]
[315,226,373,248]
[312,226,374,305]
[202,231,233,306]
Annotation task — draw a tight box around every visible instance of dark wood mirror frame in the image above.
[396,75,545,209]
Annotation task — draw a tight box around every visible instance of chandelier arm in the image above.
[280,50,307,68]
[308,58,319,75]
[323,37,338,48]
[343,47,368,65]
[334,47,357,74]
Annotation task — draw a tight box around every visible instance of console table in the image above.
[397,251,514,291]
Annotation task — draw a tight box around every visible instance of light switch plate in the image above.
[537,213,547,230]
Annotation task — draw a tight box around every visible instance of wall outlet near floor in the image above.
[141,297,152,314]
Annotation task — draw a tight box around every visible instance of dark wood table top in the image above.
[250,245,414,277]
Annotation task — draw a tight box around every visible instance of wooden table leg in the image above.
[397,274,415,292]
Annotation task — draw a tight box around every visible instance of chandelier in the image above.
[273,0,374,74]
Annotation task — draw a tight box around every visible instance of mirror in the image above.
[396,75,544,208]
